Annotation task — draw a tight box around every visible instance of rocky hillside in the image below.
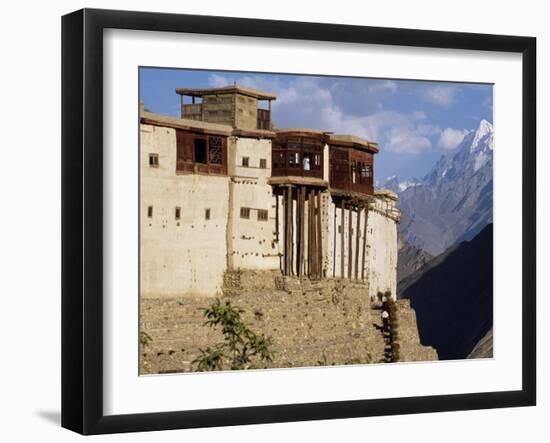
[398,223,493,360]
[468,329,493,359]
[397,235,433,284]
[384,119,493,256]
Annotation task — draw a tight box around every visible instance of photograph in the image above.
[138,68,494,374]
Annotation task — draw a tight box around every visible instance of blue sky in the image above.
[140,67,492,181]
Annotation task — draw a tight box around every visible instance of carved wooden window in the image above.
[176,129,227,175]
[208,136,223,164]
[240,207,251,219]
[257,209,268,221]
[272,135,324,179]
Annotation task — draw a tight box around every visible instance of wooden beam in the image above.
[299,186,306,277]
[361,206,369,280]
[332,202,337,278]
[283,186,288,275]
[286,186,293,276]
[307,190,313,277]
[340,200,345,278]
[316,191,323,278]
[355,206,361,280]
[288,185,294,276]
[348,204,353,279]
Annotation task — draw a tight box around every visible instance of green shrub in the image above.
[192,299,274,371]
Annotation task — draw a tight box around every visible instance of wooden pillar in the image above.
[307,190,313,277]
[298,186,305,277]
[361,206,369,280]
[288,186,294,276]
[354,206,361,281]
[283,186,289,275]
[348,204,353,279]
[285,186,293,276]
[340,200,345,278]
[316,191,323,278]
[332,202,337,278]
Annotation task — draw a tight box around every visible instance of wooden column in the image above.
[347,204,353,279]
[307,191,315,277]
[289,186,294,276]
[316,191,323,278]
[361,206,369,280]
[354,207,361,281]
[283,186,288,275]
[332,203,337,278]
[340,200,345,278]
[298,186,306,277]
[285,186,293,276]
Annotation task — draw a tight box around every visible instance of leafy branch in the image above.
[192,299,274,371]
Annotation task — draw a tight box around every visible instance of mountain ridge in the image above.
[382,119,493,255]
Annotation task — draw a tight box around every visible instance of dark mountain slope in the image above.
[398,224,493,360]
[397,235,433,284]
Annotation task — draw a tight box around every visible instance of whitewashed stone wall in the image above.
[140,124,229,298]
[365,191,399,300]
[227,137,280,270]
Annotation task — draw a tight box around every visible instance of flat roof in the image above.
[175,85,277,101]
[329,134,379,153]
[140,111,233,136]
[276,128,327,135]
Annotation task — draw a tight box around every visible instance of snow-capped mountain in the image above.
[381,176,421,193]
[394,120,494,255]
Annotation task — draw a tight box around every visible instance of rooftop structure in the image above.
[176,85,276,131]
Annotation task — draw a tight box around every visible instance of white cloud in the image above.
[207,74,441,154]
[438,127,469,150]
[368,80,397,93]
[423,85,460,107]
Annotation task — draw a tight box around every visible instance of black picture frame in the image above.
[61,8,537,435]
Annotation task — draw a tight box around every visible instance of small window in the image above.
[240,207,251,219]
[259,158,267,169]
[205,208,211,220]
[242,157,250,167]
[149,153,159,167]
[147,206,153,218]
[175,207,181,220]
[257,209,268,221]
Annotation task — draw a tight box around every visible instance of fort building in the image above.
[140,85,400,301]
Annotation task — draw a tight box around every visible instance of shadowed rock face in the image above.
[468,329,493,359]
[394,120,494,256]
[398,224,493,360]
[397,235,433,284]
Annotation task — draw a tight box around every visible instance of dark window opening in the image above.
[257,209,268,221]
[176,129,227,176]
[240,207,251,219]
[242,157,250,167]
[149,153,159,167]
[175,207,181,220]
[259,158,267,169]
[147,206,153,218]
[205,208,211,220]
[194,138,207,164]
